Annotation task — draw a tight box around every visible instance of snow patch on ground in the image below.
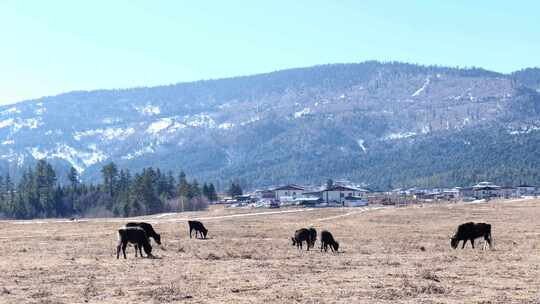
[294,107,311,118]
[384,132,417,140]
[412,76,431,97]
[135,104,161,116]
[357,139,367,153]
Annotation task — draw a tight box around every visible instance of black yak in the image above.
[126,222,162,245]
[451,222,492,250]
[320,230,339,252]
[291,228,311,250]
[117,226,153,259]
[188,220,208,239]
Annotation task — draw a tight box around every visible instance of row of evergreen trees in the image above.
[0,160,222,219]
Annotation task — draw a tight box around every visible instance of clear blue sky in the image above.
[1,0,539,104]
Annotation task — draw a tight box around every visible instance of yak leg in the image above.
[189,228,193,239]
[320,242,324,252]
[116,243,122,259]
[138,243,144,257]
[470,239,475,249]
[485,235,492,249]
[122,243,128,259]
[461,240,466,249]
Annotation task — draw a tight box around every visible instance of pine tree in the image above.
[101,162,118,198]
[202,183,209,199]
[208,183,218,202]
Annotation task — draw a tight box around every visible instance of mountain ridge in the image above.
[2,61,540,190]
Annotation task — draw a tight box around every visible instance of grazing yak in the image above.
[126,222,162,245]
[320,230,339,252]
[126,222,161,256]
[188,220,208,239]
[291,228,316,250]
[451,222,492,250]
[117,226,153,259]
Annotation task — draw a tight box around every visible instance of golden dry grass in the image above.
[1,199,540,303]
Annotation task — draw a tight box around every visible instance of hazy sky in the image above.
[1,1,539,104]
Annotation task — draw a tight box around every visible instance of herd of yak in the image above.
[116,220,493,259]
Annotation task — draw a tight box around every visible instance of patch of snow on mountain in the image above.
[35,105,46,115]
[219,122,235,129]
[0,107,20,115]
[74,127,135,141]
[168,121,186,133]
[384,132,417,140]
[29,147,48,159]
[240,116,261,126]
[508,125,540,135]
[0,119,14,129]
[184,114,216,128]
[294,107,311,118]
[30,144,108,172]
[357,139,367,153]
[135,104,161,116]
[9,118,42,132]
[412,76,431,97]
[147,118,173,134]
[102,117,122,124]
[122,145,155,160]
[0,149,16,161]
[17,154,25,166]
[2,140,14,145]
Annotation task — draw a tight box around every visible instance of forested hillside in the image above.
[1,61,540,190]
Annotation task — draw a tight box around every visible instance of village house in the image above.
[273,184,305,201]
[321,185,369,204]
[500,186,519,199]
[517,184,536,196]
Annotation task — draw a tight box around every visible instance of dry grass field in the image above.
[1,199,540,303]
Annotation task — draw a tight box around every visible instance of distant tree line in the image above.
[0,160,220,219]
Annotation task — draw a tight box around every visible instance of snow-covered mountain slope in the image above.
[2,61,540,188]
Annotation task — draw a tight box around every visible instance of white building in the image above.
[273,184,305,201]
[517,184,536,196]
[321,185,369,204]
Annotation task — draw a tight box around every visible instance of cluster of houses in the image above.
[396,182,538,201]
[221,180,538,209]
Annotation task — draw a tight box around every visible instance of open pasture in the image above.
[1,200,539,303]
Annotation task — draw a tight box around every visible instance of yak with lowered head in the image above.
[117,226,153,259]
[126,222,161,245]
[188,220,208,239]
[125,222,162,256]
[451,222,492,250]
[320,230,339,252]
